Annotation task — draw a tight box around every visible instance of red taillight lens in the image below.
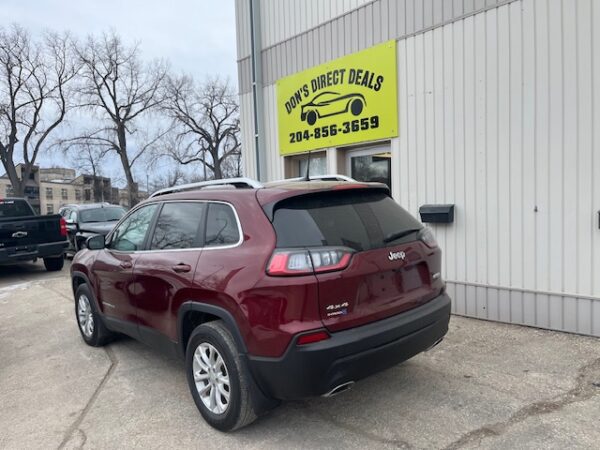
[297,330,330,345]
[266,247,354,276]
[59,217,68,237]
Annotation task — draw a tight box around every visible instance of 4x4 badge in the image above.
[388,250,406,261]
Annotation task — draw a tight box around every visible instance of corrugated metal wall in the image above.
[236,0,519,95]
[235,0,600,337]
[395,0,600,336]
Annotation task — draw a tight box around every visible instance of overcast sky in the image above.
[1,0,239,184]
[1,0,238,80]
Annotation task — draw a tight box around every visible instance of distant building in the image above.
[0,164,146,213]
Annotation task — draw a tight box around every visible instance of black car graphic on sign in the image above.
[300,91,366,125]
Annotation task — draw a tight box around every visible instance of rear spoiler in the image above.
[261,183,390,222]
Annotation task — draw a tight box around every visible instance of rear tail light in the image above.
[59,217,68,237]
[266,247,354,276]
[418,227,438,248]
[296,330,330,345]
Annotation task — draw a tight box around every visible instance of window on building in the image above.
[61,188,68,200]
[284,152,327,178]
[46,187,53,199]
[47,204,54,214]
[84,189,91,201]
[75,190,81,201]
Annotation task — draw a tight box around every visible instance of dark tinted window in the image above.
[0,199,35,218]
[80,207,126,223]
[205,203,240,247]
[150,202,205,250]
[272,190,422,251]
[110,204,158,252]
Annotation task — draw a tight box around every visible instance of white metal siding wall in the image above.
[397,0,600,336]
[259,0,374,50]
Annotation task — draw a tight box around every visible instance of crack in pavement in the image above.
[443,357,600,450]
[290,401,411,448]
[57,347,118,450]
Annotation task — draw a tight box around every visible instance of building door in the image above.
[345,145,392,191]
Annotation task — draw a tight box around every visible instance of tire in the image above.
[306,110,317,126]
[43,256,64,272]
[74,284,114,347]
[186,321,257,431]
[350,98,363,116]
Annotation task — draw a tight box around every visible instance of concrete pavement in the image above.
[1,261,599,449]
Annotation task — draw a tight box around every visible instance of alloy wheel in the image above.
[192,342,231,415]
[77,294,94,338]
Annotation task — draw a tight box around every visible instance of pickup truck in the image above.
[0,198,68,271]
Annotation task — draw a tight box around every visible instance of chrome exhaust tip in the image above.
[425,337,444,352]
[322,381,355,398]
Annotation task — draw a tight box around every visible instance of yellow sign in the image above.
[276,41,398,155]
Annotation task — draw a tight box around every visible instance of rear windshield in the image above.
[272,190,422,251]
[80,207,126,223]
[0,199,34,218]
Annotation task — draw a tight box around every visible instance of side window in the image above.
[110,204,158,252]
[205,203,240,247]
[150,202,205,250]
[69,210,77,222]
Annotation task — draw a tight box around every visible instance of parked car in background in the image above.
[70,177,451,431]
[0,198,68,271]
[59,203,126,256]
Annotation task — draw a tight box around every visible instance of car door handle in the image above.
[120,261,133,269]
[172,263,192,273]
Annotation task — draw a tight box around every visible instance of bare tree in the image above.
[163,76,241,180]
[0,25,78,196]
[72,31,168,206]
[60,141,109,179]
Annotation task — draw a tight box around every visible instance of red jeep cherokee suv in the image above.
[71,177,451,431]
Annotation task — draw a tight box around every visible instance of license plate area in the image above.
[395,263,429,292]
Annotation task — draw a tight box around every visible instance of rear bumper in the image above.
[247,292,451,400]
[0,241,68,264]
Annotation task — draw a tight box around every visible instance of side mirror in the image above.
[86,234,105,250]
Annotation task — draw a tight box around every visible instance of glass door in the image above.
[346,145,392,192]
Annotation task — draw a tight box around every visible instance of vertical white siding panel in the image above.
[497,6,511,287]
[240,93,256,178]
[464,16,478,284]
[415,33,427,217]
[474,12,487,284]
[432,27,446,259]
[577,0,593,298]
[562,0,578,295]
[534,0,550,295]
[593,0,600,302]
[509,1,524,289]
[398,40,411,208]
[521,0,537,293]
[453,19,467,285]
[407,36,419,213]
[547,0,564,294]
[485,9,499,286]
[443,23,456,282]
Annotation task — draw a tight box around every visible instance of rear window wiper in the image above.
[383,228,422,243]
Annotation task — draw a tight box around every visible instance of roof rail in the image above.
[269,174,357,184]
[149,177,263,198]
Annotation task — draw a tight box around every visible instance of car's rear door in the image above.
[132,201,205,343]
[271,190,443,332]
